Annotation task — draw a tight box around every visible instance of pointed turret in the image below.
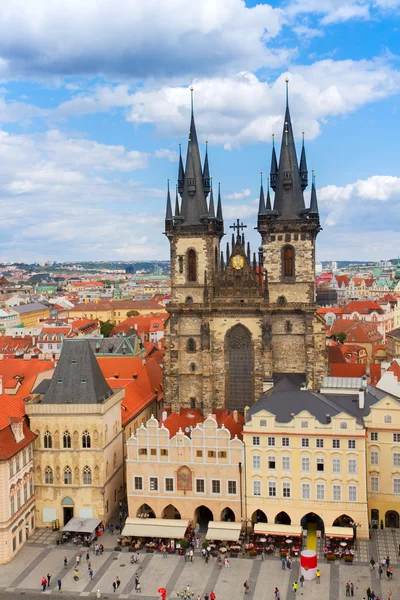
[174,184,180,217]
[270,134,278,191]
[179,88,209,225]
[258,172,266,215]
[165,179,173,222]
[266,178,272,210]
[208,180,216,218]
[272,78,306,219]
[217,181,223,222]
[202,141,211,197]
[299,131,308,190]
[309,171,319,217]
[177,143,184,196]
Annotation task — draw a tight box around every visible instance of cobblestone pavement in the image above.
[0,531,397,600]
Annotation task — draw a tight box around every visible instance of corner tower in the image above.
[257,81,326,390]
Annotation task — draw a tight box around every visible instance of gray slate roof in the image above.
[13,302,49,314]
[86,334,142,356]
[42,339,113,404]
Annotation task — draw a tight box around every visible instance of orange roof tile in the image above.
[97,356,144,379]
[0,420,36,460]
[369,363,382,386]
[343,301,384,315]
[331,363,367,377]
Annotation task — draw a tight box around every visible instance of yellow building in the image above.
[364,389,400,529]
[13,302,50,328]
[26,339,125,527]
[69,300,164,324]
[243,376,369,540]
[126,415,244,531]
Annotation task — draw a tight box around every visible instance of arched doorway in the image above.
[221,507,235,522]
[275,511,291,525]
[332,514,352,528]
[61,497,74,526]
[195,506,213,531]
[225,324,253,412]
[385,510,399,528]
[136,504,156,518]
[162,504,181,520]
[252,509,268,524]
[301,512,324,532]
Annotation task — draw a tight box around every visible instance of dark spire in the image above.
[217,181,223,222]
[247,242,251,262]
[272,78,306,219]
[174,184,180,217]
[208,179,216,218]
[220,250,224,270]
[226,242,230,262]
[258,172,266,215]
[270,133,278,191]
[202,140,211,197]
[309,171,319,216]
[177,143,184,196]
[165,179,173,221]
[266,178,272,210]
[299,131,308,190]
[179,87,209,225]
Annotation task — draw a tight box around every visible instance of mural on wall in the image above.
[177,465,192,492]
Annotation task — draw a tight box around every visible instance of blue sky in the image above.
[0,0,399,263]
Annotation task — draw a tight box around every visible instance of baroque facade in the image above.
[164,90,326,414]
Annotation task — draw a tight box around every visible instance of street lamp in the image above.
[241,517,252,543]
[349,521,361,550]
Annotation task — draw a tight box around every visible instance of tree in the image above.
[332,331,347,344]
[126,310,139,318]
[100,320,115,338]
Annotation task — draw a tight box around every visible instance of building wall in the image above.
[0,443,35,564]
[126,416,244,523]
[19,308,50,328]
[243,409,369,539]
[365,395,400,529]
[26,391,124,528]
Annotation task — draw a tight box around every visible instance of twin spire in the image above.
[165,89,223,231]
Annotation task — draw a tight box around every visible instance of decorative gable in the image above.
[10,419,24,444]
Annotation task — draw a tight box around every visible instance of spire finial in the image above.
[285,70,289,108]
[190,82,194,116]
[260,170,263,186]
[302,131,305,147]
[312,169,315,185]
[272,132,275,148]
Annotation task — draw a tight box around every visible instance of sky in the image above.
[0,0,399,263]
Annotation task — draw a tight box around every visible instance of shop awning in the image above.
[205,521,242,542]
[62,518,102,533]
[325,526,353,539]
[253,523,302,537]
[122,518,189,539]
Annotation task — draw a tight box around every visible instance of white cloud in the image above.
[224,188,252,201]
[292,25,324,38]
[124,59,400,147]
[288,0,371,23]
[154,149,179,162]
[0,0,286,80]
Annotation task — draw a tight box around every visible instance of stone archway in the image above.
[252,509,268,523]
[224,324,253,412]
[137,504,156,518]
[385,510,399,528]
[221,507,235,522]
[301,512,324,532]
[275,511,291,525]
[195,506,214,531]
[162,504,181,520]
[332,514,353,528]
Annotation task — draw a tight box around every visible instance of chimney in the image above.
[244,405,249,420]
[358,388,365,410]
[362,375,367,389]
[161,410,168,423]
[232,410,238,423]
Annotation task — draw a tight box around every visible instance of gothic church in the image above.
[164,90,327,414]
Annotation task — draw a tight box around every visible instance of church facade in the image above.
[164,91,327,414]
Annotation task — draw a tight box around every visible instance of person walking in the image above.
[135,575,139,590]
[287,557,292,570]
[387,566,393,579]
[316,569,321,583]
[95,544,99,556]
[351,583,354,597]
[378,566,383,579]
[367,587,372,600]
[281,557,286,570]
[63,556,68,569]
[370,557,376,570]
[204,595,209,600]
[57,578,62,592]
[274,588,280,600]
[387,589,392,600]
[112,581,117,593]
[76,554,81,568]
[189,549,194,563]
[116,577,121,589]
[210,592,216,600]
[244,580,249,594]
[224,557,229,568]
[292,582,298,595]
[371,591,376,600]
[47,573,52,587]
[89,569,93,581]
[346,583,350,597]
[41,577,47,592]
[86,551,90,562]
[299,576,304,588]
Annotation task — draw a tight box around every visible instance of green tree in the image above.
[126,310,139,318]
[332,331,347,344]
[100,320,115,337]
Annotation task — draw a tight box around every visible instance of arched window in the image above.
[63,466,72,485]
[63,431,71,448]
[185,296,193,305]
[285,321,292,333]
[82,466,92,485]
[44,466,53,484]
[113,452,117,470]
[190,363,196,372]
[82,430,91,448]
[187,249,197,282]
[187,338,196,353]
[283,246,294,277]
[43,431,52,449]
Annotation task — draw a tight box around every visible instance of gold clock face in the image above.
[232,254,245,270]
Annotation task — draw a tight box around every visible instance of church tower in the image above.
[257,81,326,390]
[164,92,272,414]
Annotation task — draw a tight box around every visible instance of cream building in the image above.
[26,339,125,527]
[243,376,370,540]
[126,415,244,528]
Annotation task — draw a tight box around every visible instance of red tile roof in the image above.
[111,312,168,338]
[334,275,350,287]
[327,346,346,364]
[70,300,164,312]
[317,307,343,315]
[97,356,144,379]
[331,363,367,377]
[343,301,384,315]
[388,360,400,382]
[0,419,36,460]
[328,320,383,343]
[369,363,382,386]
[107,379,156,426]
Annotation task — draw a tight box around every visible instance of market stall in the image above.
[121,518,191,553]
[204,521,242,556]
[252,523,302,557]
[324,527,354,561]
[60,518,102,546]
